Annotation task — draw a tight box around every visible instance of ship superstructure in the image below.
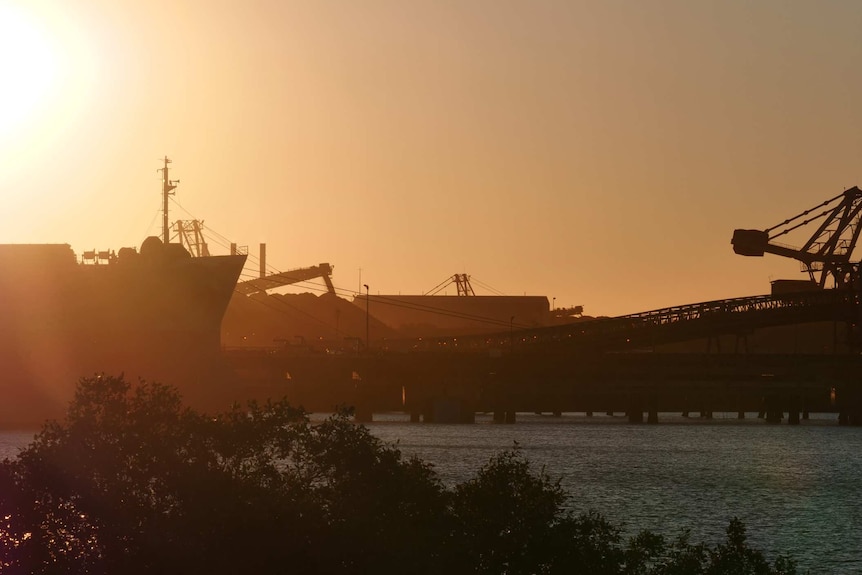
[0,159,247,427]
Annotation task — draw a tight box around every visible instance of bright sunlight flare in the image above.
[0,3,57,135]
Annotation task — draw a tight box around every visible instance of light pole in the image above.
[363,284,369,352]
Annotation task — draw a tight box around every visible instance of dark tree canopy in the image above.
[0,375,798,575]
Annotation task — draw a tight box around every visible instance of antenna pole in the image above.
[159,156,178,244]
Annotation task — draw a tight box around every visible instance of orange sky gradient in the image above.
[1,0,861,317]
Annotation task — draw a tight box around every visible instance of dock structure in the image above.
[223,186,862,424]
[223,287,862,425]
[222,277,862,425]
[224,346,862,426]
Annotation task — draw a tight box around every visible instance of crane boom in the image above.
[235,263,336,296]
[731,186,862,288]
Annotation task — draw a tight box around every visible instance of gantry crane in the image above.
[732,186,862,289]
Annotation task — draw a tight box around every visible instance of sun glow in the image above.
[0,3,58,136]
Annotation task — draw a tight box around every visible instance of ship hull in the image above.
[0,241,246,428]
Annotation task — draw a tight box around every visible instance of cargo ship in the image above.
[0,159,247,428]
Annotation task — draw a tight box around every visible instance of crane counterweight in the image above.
[731,229,769,257]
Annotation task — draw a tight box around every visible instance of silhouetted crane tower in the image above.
[424,274,476,296]
[732,186,862,289]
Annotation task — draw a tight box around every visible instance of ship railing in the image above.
[80,249,116,265]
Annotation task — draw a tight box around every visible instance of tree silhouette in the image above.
[0,374,798,575]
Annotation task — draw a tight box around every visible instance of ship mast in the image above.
[159,156,179,244]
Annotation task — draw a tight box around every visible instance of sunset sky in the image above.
[2,0,861,317]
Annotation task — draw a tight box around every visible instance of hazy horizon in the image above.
[2,0,861,316]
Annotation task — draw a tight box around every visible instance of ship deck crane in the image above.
[731,186,862,289]
[175,219,210,257]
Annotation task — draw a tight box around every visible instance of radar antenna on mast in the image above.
[158,156,179,244]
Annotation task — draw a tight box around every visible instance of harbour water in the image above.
[366,412,862,574]
[2,413,860,573]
